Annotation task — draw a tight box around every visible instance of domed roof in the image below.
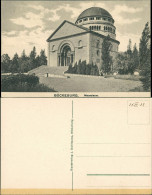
[77,7,113,21]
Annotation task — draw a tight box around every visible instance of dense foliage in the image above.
[101,35,113,74]
[116,40,139,74]
[66,60,99,76]
[1,74,55,92]
[139,22,151,91]
[1,47,47,73]
[115,22,151,91]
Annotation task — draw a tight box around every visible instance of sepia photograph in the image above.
[1,0,151,94]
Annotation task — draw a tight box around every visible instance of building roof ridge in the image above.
[65,20,90,31]
[47,20,89,42]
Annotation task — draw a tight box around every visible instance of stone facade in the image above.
[47,32,90,67]
[89,33,119,70]
[47,7,120,70]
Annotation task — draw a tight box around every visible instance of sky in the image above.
[1,0,150,58]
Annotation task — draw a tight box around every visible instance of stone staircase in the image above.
[28,66,68,76]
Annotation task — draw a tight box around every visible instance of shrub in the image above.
[81,60,87,74]
[86,64,91,75]
[67,64,73,73]
[65,61,99,76]
[1,74,56,92]
[94,64,99,76]
[90,64,99,76]
[1,74,39,88]
[73,62,77,74]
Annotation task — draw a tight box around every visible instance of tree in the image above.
[116,52,129,74]
[127,39,132,56]
[77,59,81,74]
[126,39,134,74]
[90,63,99,75]
[29,46,37,69]
[36,55,41,67]
[90,62,94,75]
[81,60,86,74]
[66,61,99,76]
[1,54,11,73]
[101,35,112,74]
[139,22,151,91]
[140,48,151,91]
[132,43,139,71]
[116,40,140,75]
[30,46,36,59]
[39,49,47,65]
[139,22,150,69]
[91,64,99,76]
[86,64,91,75]
[18,50,30,72]
[21,50,27,61]
[20,60,31,73]
[11,53,19,73]
[73,62,77,74]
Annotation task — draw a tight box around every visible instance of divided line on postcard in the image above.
[87,174,150,176]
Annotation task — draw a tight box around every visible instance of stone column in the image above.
[72,52,75,66]
[64,53,66,66]
[59,55,60,66]
[71,54,73,65]
[58,54,61,66]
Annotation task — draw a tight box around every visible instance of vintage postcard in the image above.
[1,1,151,195]
[1,98,152,194]
[1,0,151,97]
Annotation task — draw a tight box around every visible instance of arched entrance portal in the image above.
[58,43,74,66]
[61,45,73,66]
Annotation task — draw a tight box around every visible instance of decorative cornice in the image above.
[47,32,89,43]
[47,20,120,45]
[46,20,89,42]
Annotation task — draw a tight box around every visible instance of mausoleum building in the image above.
[47,7,120,70]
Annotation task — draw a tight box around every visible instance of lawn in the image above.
[39,74,143,92]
